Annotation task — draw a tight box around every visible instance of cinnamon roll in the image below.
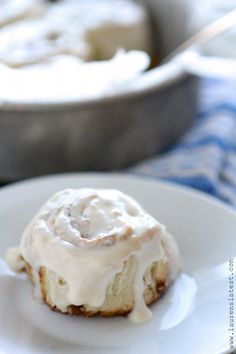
[6,189,181,324]
[0,0,150,68]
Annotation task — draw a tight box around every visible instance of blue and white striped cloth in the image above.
[131,78,236,207]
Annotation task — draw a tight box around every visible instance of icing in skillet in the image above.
[6,189,181,323]
[0,0,151,101]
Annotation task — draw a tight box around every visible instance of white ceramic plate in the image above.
[0,173,235,354]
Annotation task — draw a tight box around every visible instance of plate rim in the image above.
[1,172,235,354]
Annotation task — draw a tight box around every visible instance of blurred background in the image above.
[0,0,236,207]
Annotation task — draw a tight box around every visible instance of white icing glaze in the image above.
[0,0,151,101]
[0,51,149,101]
[0,0,150,67]
[5,246,25,272]
[0,0,45,28]
[0,14,91,67]
[6,189,181,324]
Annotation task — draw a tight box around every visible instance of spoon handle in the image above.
[164,8,236,62]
